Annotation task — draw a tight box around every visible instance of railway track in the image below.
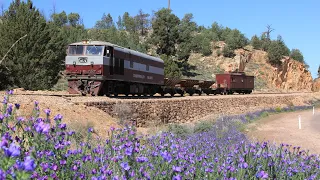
[6,91,314,100]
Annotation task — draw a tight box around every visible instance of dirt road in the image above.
[246,108,320,155]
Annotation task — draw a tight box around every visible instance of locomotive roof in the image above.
[69,41,164,63]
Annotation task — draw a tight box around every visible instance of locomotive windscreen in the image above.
[68,45,104,56]
[68,45,84,55]
[85,45,103,55]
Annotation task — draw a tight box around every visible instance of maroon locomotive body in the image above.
[65,40,164,96]
[215,72,254,94]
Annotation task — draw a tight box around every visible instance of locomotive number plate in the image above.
[78,57,88,63]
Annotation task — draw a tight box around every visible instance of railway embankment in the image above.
[82,93,320,127]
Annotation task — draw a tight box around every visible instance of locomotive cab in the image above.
[65,41,109,96]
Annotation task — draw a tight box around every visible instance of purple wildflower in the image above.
[120,162,130,171]
[0,114,4,123]
[17,116,24,122]
[136,156,148,163]
[4,143,20,157]
[6,104,13,114]
[88,127,93,133]
[59,123,67,130]
[35,121,50,134]
[7,90,13,95]
[23,156,36,171]
[54,114,63,121]
[173,174,182,180]
[0,169,6,179]
[0,136,8,148]
[172,165,182,172]
[257,170,269,179]
[14,103,20,109]
[125,147,133,156]
[44,109,51,116]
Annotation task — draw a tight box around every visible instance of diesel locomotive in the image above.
[65,40,254,96]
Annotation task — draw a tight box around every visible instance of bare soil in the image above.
[0,92,119,138]
[245,108,320,155]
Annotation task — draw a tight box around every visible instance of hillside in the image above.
[186,42,314,92]
[0,1,318,93]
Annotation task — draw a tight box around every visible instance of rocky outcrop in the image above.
[269,57,313,92]
[312,78,320,92]
[188,46,314,92]
[84,93,317,128]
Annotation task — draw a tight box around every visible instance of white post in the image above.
[298,115,301,130]
[313,106,315,115]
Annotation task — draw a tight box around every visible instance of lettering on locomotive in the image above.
[133,74,145,79]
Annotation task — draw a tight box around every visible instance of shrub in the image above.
[193,120,213,133]
[222,45,236,58]
[167,123,192,138]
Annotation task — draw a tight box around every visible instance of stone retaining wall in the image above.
[83,94,315,127]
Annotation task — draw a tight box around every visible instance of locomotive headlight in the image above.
[90,61,94,66]
[73,61,76,66]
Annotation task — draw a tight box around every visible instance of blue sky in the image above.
[1,0,319,78]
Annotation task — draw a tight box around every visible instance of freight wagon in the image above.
[215,73,254,95]
[65,40,254,97]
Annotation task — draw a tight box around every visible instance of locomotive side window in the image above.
[68,45,84,55]
[146,65,149,71]
[130,60,133,68]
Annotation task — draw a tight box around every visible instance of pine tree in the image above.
[318,65,320,78]
[150,8,180,56]
[68,13,80,27]
[290,48,304,63]
[51,11,68,27]
[267,36,290,66]
[177,13,197,61]
[135,9,150,36]
[251,35,261,50]
[0,0,66,90]
[95,13,114,29]
[116,15,124,30]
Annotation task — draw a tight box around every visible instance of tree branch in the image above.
[0,34,27,70]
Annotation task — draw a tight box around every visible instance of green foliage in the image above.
[250,35,262,50]
[193,120,213,133]
[134,9,150,36]
[222,45,236,58]
[95,13,115,29]
[150,8,180,56]
[123,12,137,33]
[177,13,197,61]
[161,54,182,78]
[51,10,67,27]
[267,36,290,66]
[68,13,80,27]
[167,123,192,138]
[290,48,304,63]
[260,34,271,51]
[224,29,248,50]
[211,22,223,40]
[275,107,282,112]
[192,33,212,56]
[0,0,66,90]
